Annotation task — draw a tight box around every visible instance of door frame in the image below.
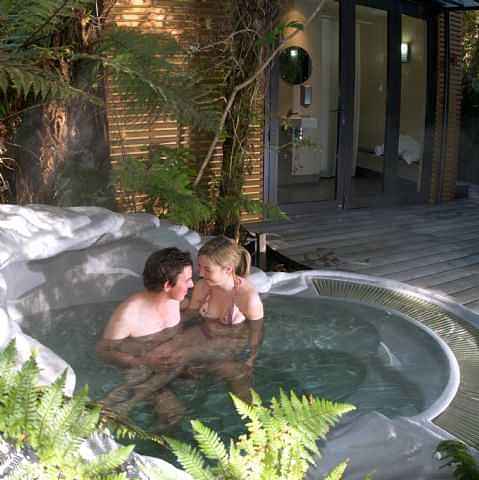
[264,0,438,212]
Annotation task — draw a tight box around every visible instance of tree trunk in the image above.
[15,102,68,204]
[11,3,114,206]
[14,93,113,207]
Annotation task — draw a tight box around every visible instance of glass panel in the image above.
[353,5,388,198]
[400,15,427,192]
[276,0,339,204]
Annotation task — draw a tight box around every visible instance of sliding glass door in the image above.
[268,0,432,211]
[345,2,429,207]
[273,0,340,209]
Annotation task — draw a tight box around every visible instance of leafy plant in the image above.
[114,146,213,229]
[216,193,287,237]
[0,0,93,103]
[166,389,356,480]
[436,440,479,480]
[96,26,220,131]
[0,340,136,479]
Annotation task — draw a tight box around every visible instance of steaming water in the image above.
[22,295,450,454]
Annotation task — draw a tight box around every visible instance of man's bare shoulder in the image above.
[103,292,146,340]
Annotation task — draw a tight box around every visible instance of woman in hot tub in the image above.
[99,237,264,423]
[146,235,264,399]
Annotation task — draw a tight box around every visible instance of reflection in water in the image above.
[22,295,447,454]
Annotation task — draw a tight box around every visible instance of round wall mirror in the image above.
[279,46,312,85]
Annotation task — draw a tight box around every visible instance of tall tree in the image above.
[0,0,209,205]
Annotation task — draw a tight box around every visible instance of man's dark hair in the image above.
[142,248,193,292]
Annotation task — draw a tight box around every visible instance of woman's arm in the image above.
[241,289,265,367]
[180,280,208,325]
[246,317,264,367]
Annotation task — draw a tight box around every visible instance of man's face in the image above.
[166,265,194,301]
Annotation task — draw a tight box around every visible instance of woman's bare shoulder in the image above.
[237,277,258,296]
[237,278,263,320]
[189,279,210,308]
[193,278,210,294]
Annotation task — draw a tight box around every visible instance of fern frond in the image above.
[230,392,264,436]
[191,420,228,465]
[43,385,93,459]
[225,442,249,480]
[0,339,17,366]
[0,340,19,404]
[81,444,135,477]
[97,403,164,446]
[4,355,41,441]
[62,406,101,459]
[32,369,67,452]
[436,440,479,480]
[323,460,349,480]
[272,391,355,442]
[166,437,215,480]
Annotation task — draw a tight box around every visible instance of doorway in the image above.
[267,0,432,212]
[274,0,341,208]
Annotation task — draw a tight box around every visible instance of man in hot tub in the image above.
[97,243,262,428]
[96,247,194,426]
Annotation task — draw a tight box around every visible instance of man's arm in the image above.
[95,338,143,369]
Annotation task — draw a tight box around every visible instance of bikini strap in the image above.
[227,276,243,325]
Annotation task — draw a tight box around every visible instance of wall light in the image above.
[290,48,298,58]
[401,42,410,63]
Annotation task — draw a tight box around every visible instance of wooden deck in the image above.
[247,196,479,313]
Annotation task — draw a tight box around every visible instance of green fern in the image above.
[324,461,349,480]
[190,420,229,466]
[436,440,479,479]
[167,389,355,480]
[114,147,213,229]
[0,341,137,479]
[80,444,134,478]
[166,438,216,480]
[0,0,96,105]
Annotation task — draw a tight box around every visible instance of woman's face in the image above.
[198,255,232,286]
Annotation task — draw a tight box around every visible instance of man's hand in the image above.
[143,350,184,369]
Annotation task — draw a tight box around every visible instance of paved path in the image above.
[247,198,479,313]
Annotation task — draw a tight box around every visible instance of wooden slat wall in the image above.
[105,0,265,220]
[430,12,464,203]
[106,3,463,216]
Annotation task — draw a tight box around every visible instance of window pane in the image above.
[276,0,339,204]
[399,15,427,192]
[353,5,388,197]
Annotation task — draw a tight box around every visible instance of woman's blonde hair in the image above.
[198,236,251,277]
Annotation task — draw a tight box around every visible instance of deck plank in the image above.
[408,265,479,289]
[247,198,479,313]
[432,274,479,295]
